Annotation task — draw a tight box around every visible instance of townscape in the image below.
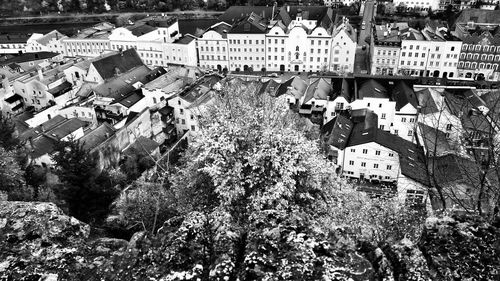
[1,0,500,280]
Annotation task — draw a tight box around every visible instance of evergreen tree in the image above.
[52,139,119,223]
[0,114,19,151]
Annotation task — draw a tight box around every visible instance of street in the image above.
[354,0,376,74]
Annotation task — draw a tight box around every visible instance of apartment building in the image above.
[227,12,267,71]
[167,74,223,140]
[370,23,408,75]
[330,17,357,73]
[398,26,462,79]
[0,34,30,54]
[25,30,66,54]
[393,0,440,11]
[62,22,115,57]
[321,110,430,204]
[198,22,231,71]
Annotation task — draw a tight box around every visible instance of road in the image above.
[354,0,376,74]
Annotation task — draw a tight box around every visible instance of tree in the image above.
[0,114,19,151]
[0,147,27,200]
[52,139,120,223]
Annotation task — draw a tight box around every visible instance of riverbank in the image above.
[0,11,222,37]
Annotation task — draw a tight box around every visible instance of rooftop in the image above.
[0,52,58,66]
[80,122,115,151]
[456,9,500,24]
[173,34,197,45]
[303,77,331,104]
[35,30,66,46]
[91,49,145,81]
[357,79,389,99]
[0,33,30,44]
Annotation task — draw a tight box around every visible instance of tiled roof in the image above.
[0,52,58,66]
[219,6,275,24]
[45,118,86,140]
[0,33,30,44]
[303,78,331,104]
[36,30,66,46]
[431,154,481,187]
[173,34,197,45]
[456,9,500,24]
[229,13,268,34]
[276,76,307,99]
[418,123,453,156]
[80,122,115,151]
[321,114,353,150]
[4,93,23,104]
[48,81,72,97]
[391,81,418,111]
[91,49,145,81]
[30,135,57,158]
[113,91,144,108]
[357,79,389,100]
[123,136,160,157]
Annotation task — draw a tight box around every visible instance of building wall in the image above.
[62,38,110,57]
[371,45,400,75]
[227,33,266,71]
[393,0,440,10]
[330,28,356,73]
[198,30,230,70]
[458,43,500,81]
[341,142,401,182]
[164,40,198,67]
[324,96,349,124]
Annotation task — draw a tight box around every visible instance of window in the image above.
[381,113,386,119]
[446,124,452,130]
[362,149,367,154]
[401,117,406,122]
[191,125,195,131]
[190,115,194,120]
[373,164,379,168]
[389,152,394,157]
[181,119,185,124]
[350,148,355,152]
[387,165,392,170]
[408,130,413,136]
[361,162,366,167]
[375,150,381,155]
[180,109,184,114]
[349,160,354,165]
[409,118,415,123]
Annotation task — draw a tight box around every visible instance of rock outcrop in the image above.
[1,202,499,280]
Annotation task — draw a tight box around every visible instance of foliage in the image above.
[111,180,178,233]
[0,147,28,200]
[51,139,120,224]
[0,114,19,151]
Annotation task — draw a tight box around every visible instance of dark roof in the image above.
[229,13,268,34]
[456,9,500,24]
[80,122,115,151]
[417,88,440,115]
[258,79,280,96]
[4,93,23,104]
[45,118,86,140]
[431,154,481,187]
[30,135,57,158]
[202,22,232,38]
[276,6,332,29]
[91,49,145,81]
[36,30,66,46]
[128,24,157,36]
[322,115,353,150]
[418,123,453,156]
[349,108,378,129]
[124,111,139,126]
[0,33,30,44]
[357,79,389,99]
[114,91,144,108]
[0,52,58,66]
[20,115,67,142]
[219,6,275,24]
[158,105,174,116]
[48,81,72,97]
[123,136,159,156]
[303,78,331,104]
[392,81,418,111]
[173,34,197,45]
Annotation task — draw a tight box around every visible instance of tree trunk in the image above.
[229,231,247,281]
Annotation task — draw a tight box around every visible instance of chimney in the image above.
[40,125,45,132]
[37,67,43,80]
[287,5,290,12]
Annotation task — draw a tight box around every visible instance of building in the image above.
[321,109,430,204]
[393,0,440,11]
[0,52,59,72]
[398,26,462,79]
[62,22,115,57]
[227,12,268,72]
[330,17,357,73]
[370,23,408,75]
[198,22,232,71]
[85,49,145,84]
[456,28,500,81]
[167,74,223,140]
[25,30,66,54]
[0,33,30,54]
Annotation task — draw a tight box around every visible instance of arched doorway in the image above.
[442,72,448,78]
[433,70,440,78]
[243,65,248,71]
[280,65,285,72]
[294,65,299,71]
[217,65,222,72]
[465,72,472,79]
